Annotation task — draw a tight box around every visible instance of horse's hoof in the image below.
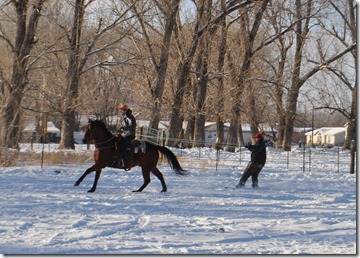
[88,189,95,193]
[74,182,80,186]
[132,190,141,192]
[161,189,167,193]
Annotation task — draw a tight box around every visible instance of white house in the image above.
[305,127,346,146]
[23,121,61,142]
[204,123,275,147]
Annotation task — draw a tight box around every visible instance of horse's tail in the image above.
[156,145,187,175]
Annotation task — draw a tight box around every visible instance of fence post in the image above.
[239,146,242,164]
[308,147,311,172]
[30,136,34,151]
[337,145,340,173]
[216,148,220,171]
[350,140,356,174]
[287,151,289,169]
[303,141,306,173]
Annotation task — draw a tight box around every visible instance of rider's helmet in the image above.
[119,104,129,110]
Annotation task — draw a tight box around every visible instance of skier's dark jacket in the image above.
[245,138,267,165]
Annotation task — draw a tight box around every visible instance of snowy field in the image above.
[0,144,356,254]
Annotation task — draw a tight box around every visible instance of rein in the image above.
[93,135,116,150]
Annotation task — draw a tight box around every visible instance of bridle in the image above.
[84,122,117,148]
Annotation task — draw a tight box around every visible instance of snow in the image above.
[0,144,356,254]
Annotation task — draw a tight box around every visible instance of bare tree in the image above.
[0,0,47,149]
[166,0,255,147]
[259,0,295,148]
[132,0,180,131]
[165,0,205,147]
[0,0,355,152]
[314,0,356,150]
[192,0,212,148]
[281,0,356,150]
[225,0,270,152]
[213,0,227,149]
[58,0,136,149]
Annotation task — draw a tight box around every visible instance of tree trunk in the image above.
[0,0,46,149]
[281,0,309,151]
[166,1,206,147]
[145,0,180,130]
[193,35,210,147]
[247,90,259,135]
[193,0,211,148]
[226,0,270,151]
[343,86,356,150]
[166,63,191,147]
[59,0,85,149]
[283,88,300,151]
[273,43,288,148]
[225,109,240,152]
[214,0,226,149]
[184,115,195,148]
[1,92,22,148]
[224,43,241,152]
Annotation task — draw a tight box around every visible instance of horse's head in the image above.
[82,119,97,144]
[82,119,113,144]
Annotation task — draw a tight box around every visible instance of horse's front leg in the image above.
[88,169,102,193]
[74,164,98,187]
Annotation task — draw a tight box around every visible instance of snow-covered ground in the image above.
[0,144,356,254]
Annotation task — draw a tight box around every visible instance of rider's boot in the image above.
[117,151,125,167]
[111,158,118,167]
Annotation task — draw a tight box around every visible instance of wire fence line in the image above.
[171,145,353,174]
[1,142,353,174]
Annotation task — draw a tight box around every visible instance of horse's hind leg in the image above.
[133,168,151,192]
[151,167,167,193]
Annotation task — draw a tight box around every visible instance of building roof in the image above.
[305,127,345,136]
[23,121,60,134]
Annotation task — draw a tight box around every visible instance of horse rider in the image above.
[113,104,136,167]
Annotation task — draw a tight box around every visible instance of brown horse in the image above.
[74,119,187,193]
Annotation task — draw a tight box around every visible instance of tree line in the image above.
[0,0,356,151]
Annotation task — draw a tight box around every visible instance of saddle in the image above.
[127,140,146,154]
[111,138,146,170]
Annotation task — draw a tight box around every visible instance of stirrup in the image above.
[111,159,118,167]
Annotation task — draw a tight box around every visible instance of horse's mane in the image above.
[89,119,114,137]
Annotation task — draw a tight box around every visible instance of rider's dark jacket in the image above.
[117,109,136,139]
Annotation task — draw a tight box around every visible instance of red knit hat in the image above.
[254,133,263,139]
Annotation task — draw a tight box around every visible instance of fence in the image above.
[171,144,353,174]
[5,141,354,175]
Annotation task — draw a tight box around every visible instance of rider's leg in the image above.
[118,137,133,167]
[111,139,123,167]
